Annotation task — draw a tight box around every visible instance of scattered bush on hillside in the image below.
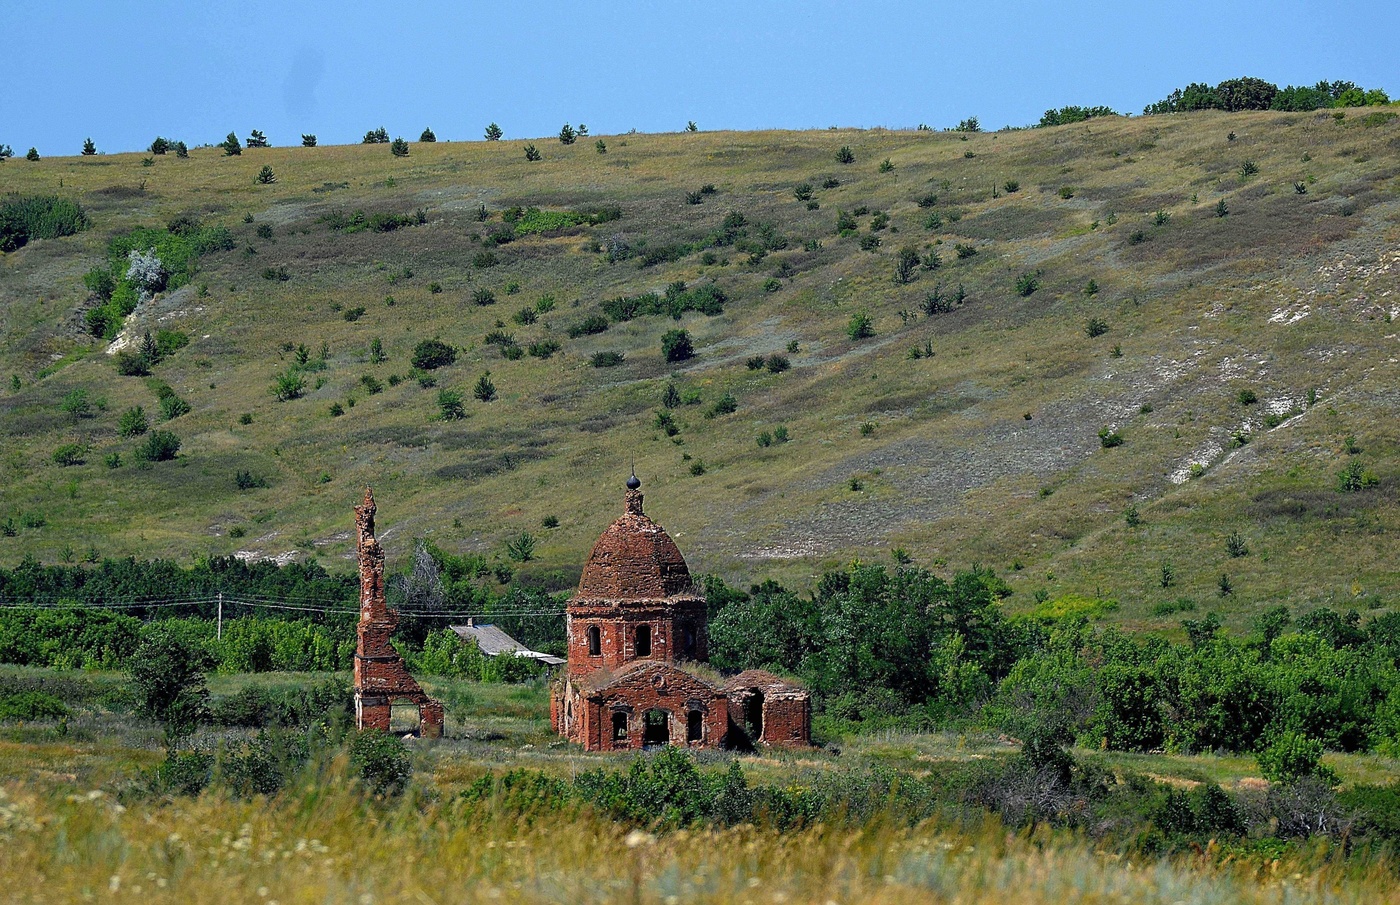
[847,311,875,340]
[419,127,436,143]
[255,165,276,184]
[473,372,497,402]
[1337,459,1379,493]
[118,406,149,438]
[51,443,86,466]
[706,393,738,418]
[835,145,855,164]
[954,117,981,132]
[661,329,694,362]
[159,392,190,420]
[1086,317,1109,337]
[1015,272,1040,296]
[567,315,611,338]
[301,134,317,147]
[527,339,561,359]
[523,144,541,161]
[1098,427,1124,448]
[894,246,920,284]
[411,339,457,370]
[484,122,503,141]
[363,127,390,144]
[390,137,410,157]
[437,389,465,421]
[246,130,269,148]
[220,132,242,156]
[272,369,306,401]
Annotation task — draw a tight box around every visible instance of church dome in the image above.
[575,478,695,601]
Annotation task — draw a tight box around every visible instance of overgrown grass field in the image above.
[5,665,1400,905]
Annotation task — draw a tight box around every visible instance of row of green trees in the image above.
[705,562,1400,757]
[1145,77,1389,114]
[9,553,1400,759]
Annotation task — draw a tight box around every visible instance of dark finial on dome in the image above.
[624,464,644,515]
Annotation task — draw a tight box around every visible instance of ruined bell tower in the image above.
[352,487,444,737]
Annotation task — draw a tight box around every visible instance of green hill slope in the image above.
[1,111,1397,630]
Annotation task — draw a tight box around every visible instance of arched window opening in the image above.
[587,625,601,656]
[744,691,764,743]
[635,624,652,657]
[686,709,703,743]
[643,709,670,747]
[612,711,629,744]
[389,701,422,736]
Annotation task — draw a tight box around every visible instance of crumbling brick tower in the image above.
[352,488,444,737]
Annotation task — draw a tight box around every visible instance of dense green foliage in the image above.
[706,562,1400,757]
[462,744,1400,849]
[85,221,234,339]
[600,282,726,322]
[0,194,89,252]
[1145,77,1389,115]
[0,554,354,615]
[130,625,209,746]
[1037,106,1118,127]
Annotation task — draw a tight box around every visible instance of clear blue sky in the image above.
[6,0,1398,154]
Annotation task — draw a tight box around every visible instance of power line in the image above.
[0,594,565,620]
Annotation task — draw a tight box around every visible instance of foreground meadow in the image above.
[4,668,1400,904]
[2,776,1397,905]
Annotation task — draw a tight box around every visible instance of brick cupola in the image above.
[565,475,708,677]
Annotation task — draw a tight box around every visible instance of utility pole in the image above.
[217,591,223,640]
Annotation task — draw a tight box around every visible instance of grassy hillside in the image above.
[1,110,1398,631]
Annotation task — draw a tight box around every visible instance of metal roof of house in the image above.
[449,622,565,666]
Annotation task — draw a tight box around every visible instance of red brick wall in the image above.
[555,664,729,751]
[758,697,810,746]
[565,600,708,678]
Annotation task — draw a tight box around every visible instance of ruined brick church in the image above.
[551,475,811,750]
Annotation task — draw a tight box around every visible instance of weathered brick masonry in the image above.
[352,488,443,737]
[553,476,810,750]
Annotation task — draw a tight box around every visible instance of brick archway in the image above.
[642,708,671,747]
